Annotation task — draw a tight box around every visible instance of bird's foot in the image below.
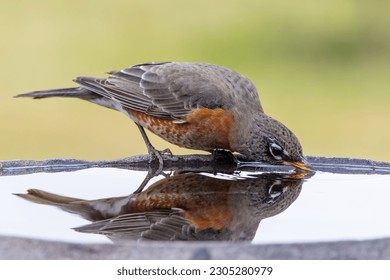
[136,123,172,169]
[132,146,172,194]
[147,146,172,166]
[160,148,173,156]
[212,149,238,163]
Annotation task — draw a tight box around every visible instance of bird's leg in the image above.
[133,166,172,194]
[133,168,158,193]
[132,124,172,193]
[136,123,172,166]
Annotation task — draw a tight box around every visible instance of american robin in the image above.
[15,171,310,241]
[16,62,311,170]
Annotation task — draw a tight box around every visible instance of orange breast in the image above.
[128,177,234,231]
[130,108,234,151]
[182,205,233,230]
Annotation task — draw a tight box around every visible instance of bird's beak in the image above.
[283,158,313,171]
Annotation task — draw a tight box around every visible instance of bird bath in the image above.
[1,155,390,245]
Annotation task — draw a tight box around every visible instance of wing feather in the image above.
[74,62,262,121]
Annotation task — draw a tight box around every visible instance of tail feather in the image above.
[14,188,84,206]
[14,189,106,221]
[14,87,93,99]
[15,85,122,112]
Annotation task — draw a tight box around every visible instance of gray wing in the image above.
[74,62,262,120]
[74,209,233,242]
[74,209,195,241]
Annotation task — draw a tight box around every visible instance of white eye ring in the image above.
[269,143,283,160]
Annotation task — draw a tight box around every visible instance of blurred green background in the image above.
[1,0,389,161]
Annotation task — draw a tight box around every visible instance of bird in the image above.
[15,171,310,242]
[15,62,311,171]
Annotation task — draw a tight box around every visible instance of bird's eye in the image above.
[269,143,284,160]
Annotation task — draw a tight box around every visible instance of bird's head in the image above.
[240,113,312,171]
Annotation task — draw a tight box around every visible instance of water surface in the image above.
[1,165,389,244]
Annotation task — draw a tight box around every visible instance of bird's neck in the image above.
[229,112,270,161]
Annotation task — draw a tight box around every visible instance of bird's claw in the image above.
[212,149,238,163]
[147,146,172,166]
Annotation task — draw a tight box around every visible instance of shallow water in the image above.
[1,166,389,244]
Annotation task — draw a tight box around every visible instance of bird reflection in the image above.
[16,171,312,242]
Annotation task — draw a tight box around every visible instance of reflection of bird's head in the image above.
[246,172,309,220]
